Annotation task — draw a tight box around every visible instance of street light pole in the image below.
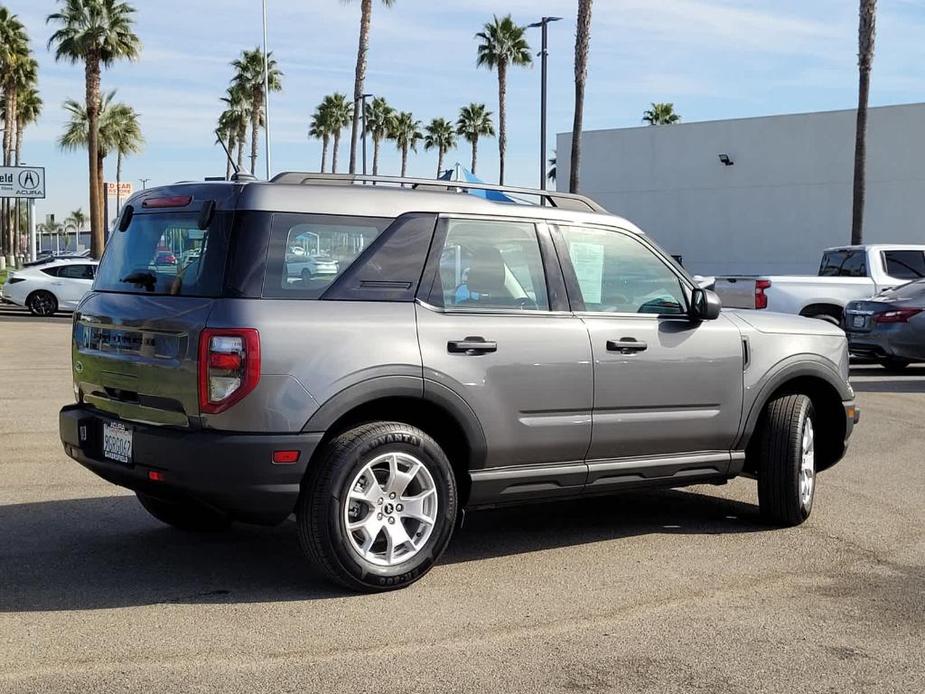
[139,178,150,190]
[359,93,373,175]
[262,0,272,180]
[528,17,562,198]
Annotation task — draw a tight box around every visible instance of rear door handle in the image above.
[606,338,648,354]
[448,336,497,355]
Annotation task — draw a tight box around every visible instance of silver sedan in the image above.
[844,279,925,370]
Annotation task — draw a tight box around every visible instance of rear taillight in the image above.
[198,328,260,414]
[755,279,771,310]
[873,308,923,324]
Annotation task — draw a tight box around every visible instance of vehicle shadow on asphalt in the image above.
[0,488,764,611]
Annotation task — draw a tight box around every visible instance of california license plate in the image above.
[102,421,133,464]
[852,315,867,329]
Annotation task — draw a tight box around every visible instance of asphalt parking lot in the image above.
[0,315,922,693]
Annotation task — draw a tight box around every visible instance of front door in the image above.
[416,217,593,502]
[552,224,744,486]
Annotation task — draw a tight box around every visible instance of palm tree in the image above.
[13,86,43,166]
[475,14,532,184]
[59,92,119,229]
[456,103,494,174]
[230,47,282,176]
[424,118,457,177]
[67,208,87,232]
[219,84,249,175]
[47,0,141,259]
[345,0,396,174]
[319,93,353,174]
[570,0,593,194]
[390,111,422,177]
[642,102,681,125]
[852,0,877,245]
[106,103,143,215]
[547,152,556,184]
[0,9,31,258]
[365,96,395,176]
[308,106,333,173]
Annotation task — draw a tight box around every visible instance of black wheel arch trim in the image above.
[736,356,852,451]
[300,375,488,470]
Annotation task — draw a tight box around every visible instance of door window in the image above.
[819,249,867,277]
[57,264,95,280]
[558,226,687,315]
[429,219,549,311]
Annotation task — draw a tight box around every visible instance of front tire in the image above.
[136,492,230,531]
[298,422,458,592]
[757,394,816,526]
[27,290,58,316]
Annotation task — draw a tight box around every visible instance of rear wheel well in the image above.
[800,303,843,324]
[746,376,846,474]
[306,397,473,505]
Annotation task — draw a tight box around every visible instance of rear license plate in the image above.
[102,421,133,464]
[851,315,867,329]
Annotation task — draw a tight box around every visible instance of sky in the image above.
[7,0,925,224]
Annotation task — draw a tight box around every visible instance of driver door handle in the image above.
[607,338,648,354]
[448,336,497,355]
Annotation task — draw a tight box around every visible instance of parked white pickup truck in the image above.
[714,245,925,324]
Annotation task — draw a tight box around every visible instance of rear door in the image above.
[415,217,593,502]
[551,224,744,488]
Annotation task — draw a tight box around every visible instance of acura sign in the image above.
[0,166,46,199]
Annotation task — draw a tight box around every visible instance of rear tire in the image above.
[27,290,58,316]
[756,394,816,527]
[297,422,458,592]
[136,492,230,532]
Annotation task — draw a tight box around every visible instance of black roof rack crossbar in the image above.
[268,172,607,213]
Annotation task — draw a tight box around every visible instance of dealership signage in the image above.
[106,181,133,197]
[0,166,45,199]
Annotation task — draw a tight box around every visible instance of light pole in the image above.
[262,0,272,180]
[139,178,149,190]
[359,93,373,175]
[527,17,562,197]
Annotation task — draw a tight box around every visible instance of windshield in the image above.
[94,211,229,296]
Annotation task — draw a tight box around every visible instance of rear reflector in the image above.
[142,195,192,209]
[148,470,166,481]
[873,308,923,324]
[272,450,300,464]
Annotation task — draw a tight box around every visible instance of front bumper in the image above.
[60,404,323,525]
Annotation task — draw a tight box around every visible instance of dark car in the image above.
[844,279,925,370]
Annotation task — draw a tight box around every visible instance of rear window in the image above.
[94,211,229,296]
[819,249,867,277]
[262,213,392,299]
[882,250,925,280]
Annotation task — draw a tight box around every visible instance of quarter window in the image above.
[558,226,687,315]
[429,219,549,311]
[57,264,95,280]
[882,250,925,280]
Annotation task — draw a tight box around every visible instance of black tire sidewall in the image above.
[29,291,57,316]
[306,424,457,591]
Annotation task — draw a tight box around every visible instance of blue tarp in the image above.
[438,164,516,203]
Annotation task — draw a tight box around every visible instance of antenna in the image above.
[215,130,240,178]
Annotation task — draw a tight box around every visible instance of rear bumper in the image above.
[847,331,924,362]
[59,404,323,525]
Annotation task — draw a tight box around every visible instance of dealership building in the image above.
[556,103,925,276]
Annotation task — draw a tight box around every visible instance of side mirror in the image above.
[691,287,722,320]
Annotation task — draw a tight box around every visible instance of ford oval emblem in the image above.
[74,360,84,374]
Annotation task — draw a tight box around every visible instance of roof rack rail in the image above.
[268,172,607,213]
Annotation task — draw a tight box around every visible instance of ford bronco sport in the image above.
[60,173,859,591]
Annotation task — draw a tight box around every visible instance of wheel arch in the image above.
[301,377,487,506]
[740,361,851,474]
[799,302,844,323]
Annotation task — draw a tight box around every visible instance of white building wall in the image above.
[557,103,925,276]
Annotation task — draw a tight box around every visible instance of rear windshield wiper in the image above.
[120,270,157,290]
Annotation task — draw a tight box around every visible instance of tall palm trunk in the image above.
[249,92,262,175]
[470,137,478,174]
[349,0,373,174]
[570,0,593,194]
[321,135,330,173]
[116,151,123,218]
[2,88,14,258]
[97,150,105,244]
[436,148,445,178]
[401,145,409,177]
[851,0,876,245]
[236,128,245,171]
[14,117,24,255]
[497,60,507,185]
[86,52,104,258]
[225,141,233,179]
[372,136,381,176]
[332,132,341,174]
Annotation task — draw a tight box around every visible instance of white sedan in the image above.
[1,259,99,316]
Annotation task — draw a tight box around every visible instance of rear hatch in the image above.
[73,191,234,427]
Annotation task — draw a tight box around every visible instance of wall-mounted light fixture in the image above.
[718,153,734,166]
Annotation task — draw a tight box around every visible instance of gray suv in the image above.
[59,173,859,591]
